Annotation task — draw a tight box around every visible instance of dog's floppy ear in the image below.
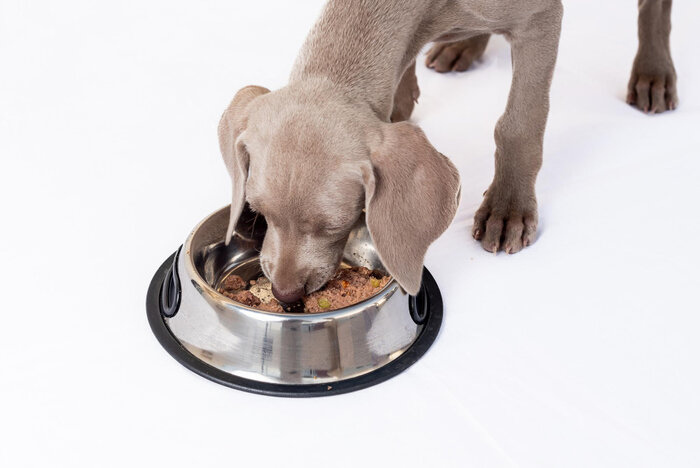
[218,85,270,244]
[361,122,461,295]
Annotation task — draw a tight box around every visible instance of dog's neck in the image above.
[289,0,444,121]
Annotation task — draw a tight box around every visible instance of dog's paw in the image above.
[626,53,678,114]
[472,184,538,254]
[425,35,490,73]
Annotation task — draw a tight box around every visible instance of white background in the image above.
[1,1,699,467]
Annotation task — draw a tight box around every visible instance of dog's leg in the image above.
[391,61,420,122]
[627,0,677,113]
[425,34,490,73]
[472,4,562,254]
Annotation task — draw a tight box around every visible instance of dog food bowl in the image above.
[146,206,443,397]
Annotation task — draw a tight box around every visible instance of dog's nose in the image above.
[271,284,305,304]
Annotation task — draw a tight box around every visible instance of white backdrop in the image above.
[1,1,698,467]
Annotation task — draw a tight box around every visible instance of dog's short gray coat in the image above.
[218,0,677,300]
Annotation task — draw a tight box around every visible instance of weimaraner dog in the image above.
[218,0,677,304]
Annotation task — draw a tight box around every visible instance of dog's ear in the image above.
[361,122,461,295]
[218,85,270,244]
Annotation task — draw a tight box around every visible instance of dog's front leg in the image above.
[472,4,563,254]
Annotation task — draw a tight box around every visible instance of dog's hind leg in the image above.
[425,34,491,73]
[627,0,678,113]
[391,61,420,122]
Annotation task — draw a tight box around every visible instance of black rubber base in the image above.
[146,250,443,397]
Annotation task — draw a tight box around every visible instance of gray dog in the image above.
[218,0,677,303]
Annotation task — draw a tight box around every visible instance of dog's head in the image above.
[218,84,460,302]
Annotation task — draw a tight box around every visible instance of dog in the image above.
[218,0,677,303]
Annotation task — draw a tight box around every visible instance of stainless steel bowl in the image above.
[147,206,442,396]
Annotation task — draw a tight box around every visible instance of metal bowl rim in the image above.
[183,206,400,319]
[146,250,443,397]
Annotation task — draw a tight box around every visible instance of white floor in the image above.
[1,1,699,467]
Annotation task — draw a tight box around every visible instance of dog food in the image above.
[218,266,390,313]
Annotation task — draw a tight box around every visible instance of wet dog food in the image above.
[218,266,390,313]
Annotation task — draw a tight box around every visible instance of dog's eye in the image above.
[324,224,348,236]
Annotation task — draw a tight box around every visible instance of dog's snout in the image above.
[271,284,305,304]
